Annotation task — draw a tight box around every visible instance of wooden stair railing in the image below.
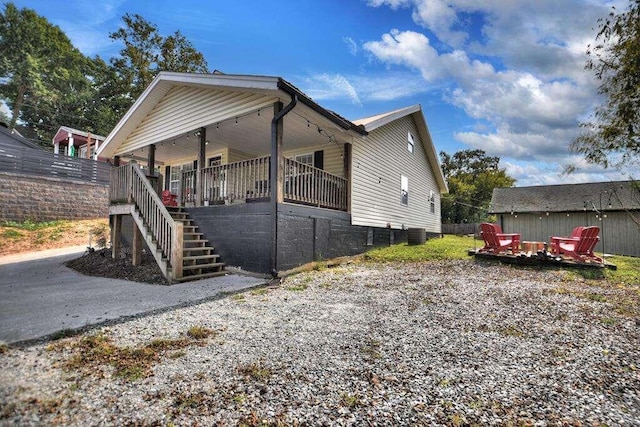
[166,207,227,282]
[111,164,183,281]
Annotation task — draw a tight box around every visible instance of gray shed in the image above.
[490,181,640,257]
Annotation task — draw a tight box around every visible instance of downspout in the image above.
[270,95,298,277]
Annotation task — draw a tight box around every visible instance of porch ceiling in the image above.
[125,102,355,166]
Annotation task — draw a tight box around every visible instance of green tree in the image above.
[440,149,516,224]
[570,0,640,170]
[109,13,209,102]
[82,56,132,136]
[0,2,95,142]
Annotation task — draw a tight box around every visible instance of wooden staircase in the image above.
[166,207,226,282]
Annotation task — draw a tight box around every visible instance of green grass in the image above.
[2,219,63,231]
[360,235,640,287]
[362,235,476,263]
[52,326,215,382]
[603,254,640,285]
[1,229,23,240]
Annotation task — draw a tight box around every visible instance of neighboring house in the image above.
[0,123,45,151]
[490,181,640,257]
[52,126,105,160]
[97,71,448,280]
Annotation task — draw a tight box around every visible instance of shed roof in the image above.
[490,181,640,214]
[53,126,105,144]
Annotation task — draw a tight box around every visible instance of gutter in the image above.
[277,79,367,135]
[270,95,298,277]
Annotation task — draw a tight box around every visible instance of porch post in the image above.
[271,103,285,204]
[111,214,122,260]
[269,96,297,276]
[132,224,142,266]
[270,101,284,276]
[197,127,206,206]
[343,143,352,213]
[147,144,156,174]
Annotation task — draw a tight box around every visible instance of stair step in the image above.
[183,254,220,261]
[173,218,193,224]
[173,270,228,283]
[183,246,215,253]
[184,239,208,245]
[184,234,203,239]
[182,262,225,271]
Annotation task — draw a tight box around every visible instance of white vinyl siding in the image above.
[115,86,277,156]
[351,115,441,232]
[226,148,256,163]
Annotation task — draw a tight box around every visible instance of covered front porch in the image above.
[100,73,366,281]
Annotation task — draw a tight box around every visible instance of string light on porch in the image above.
[293,111,339,145]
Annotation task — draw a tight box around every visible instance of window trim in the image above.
[429,190,435,213]
[407,131,415,154]
[401,174,409,205]
[294,153,314,165]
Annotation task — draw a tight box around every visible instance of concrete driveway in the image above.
[0,247,265,344]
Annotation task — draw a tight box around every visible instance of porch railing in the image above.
[283,158,348,211]
[182,156,348,211]
[110,163,183,279]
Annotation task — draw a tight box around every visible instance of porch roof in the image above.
[97,72,367,161]
[353,104,448,194]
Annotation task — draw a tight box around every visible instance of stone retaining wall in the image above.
[0,172,108,222]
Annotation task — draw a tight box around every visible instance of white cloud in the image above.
[343,36,358,55]
[304,74,362,106]
[504,159,631,187]
[361,1,629,184]
[53,0,127,57]
[303,72,433,104]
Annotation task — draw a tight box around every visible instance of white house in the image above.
[97,72,447,280]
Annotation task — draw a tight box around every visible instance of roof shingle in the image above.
[490,181,640,213]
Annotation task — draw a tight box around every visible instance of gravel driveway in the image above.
[1,260,639,425]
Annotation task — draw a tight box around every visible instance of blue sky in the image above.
[11,0,634,186]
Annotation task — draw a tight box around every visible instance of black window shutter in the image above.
[164,166,170,190]
[313,150,324,170]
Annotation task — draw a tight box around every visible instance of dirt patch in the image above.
[66,247,169,285]
[0,218,109,256]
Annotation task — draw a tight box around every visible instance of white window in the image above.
[169,162,193,196]
[295,153,313,165]
[401,175,409,205]
[407,131,415,153]
[429,190,435,213]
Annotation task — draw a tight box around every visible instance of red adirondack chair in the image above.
[479,223,521,254]
[550,226,602,263]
